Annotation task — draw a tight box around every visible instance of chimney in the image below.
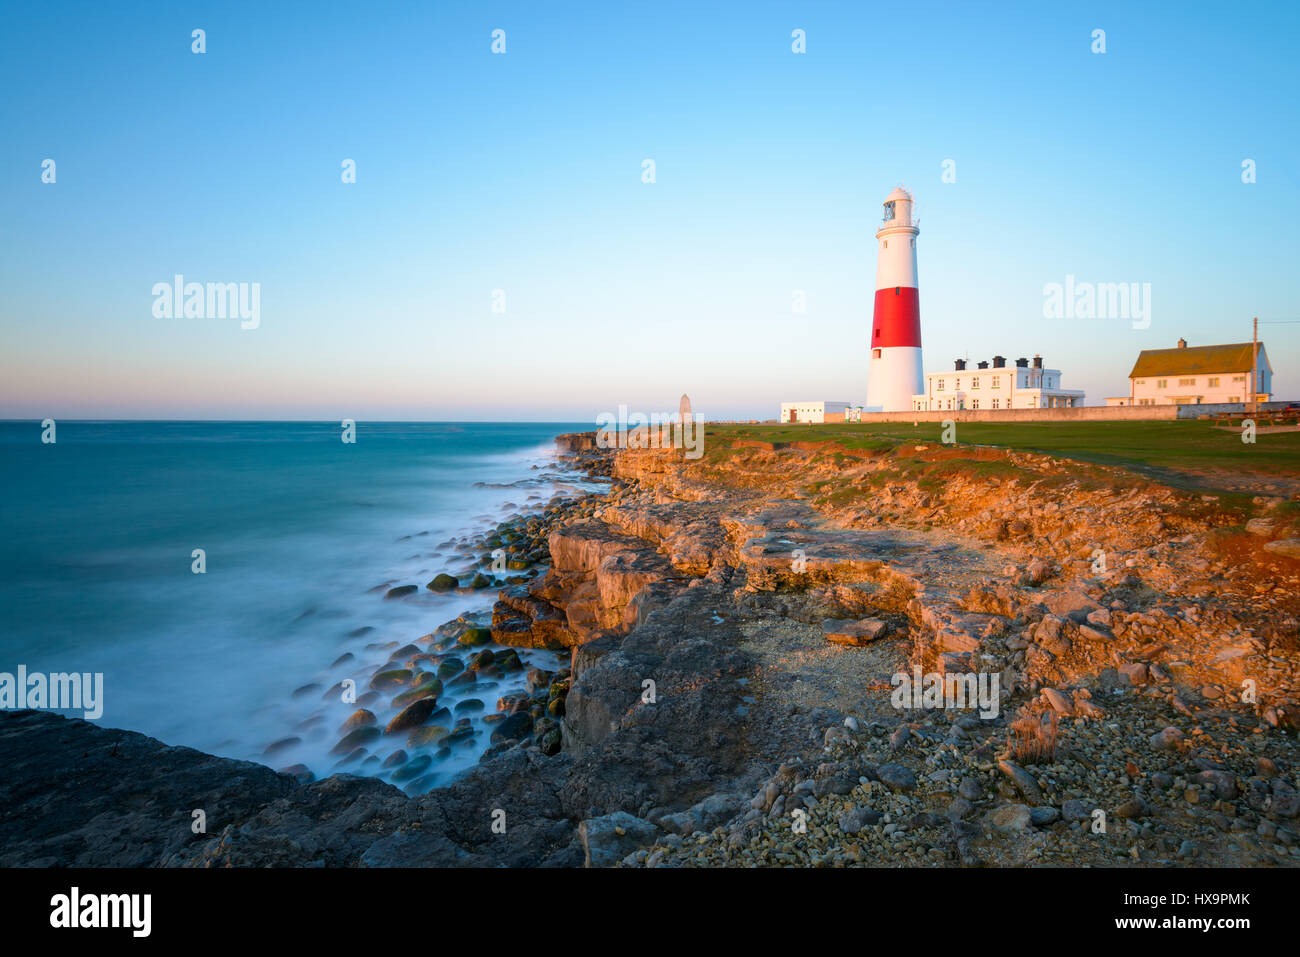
[954,359,966,371]
[1177,338,1187,349]
[992,355,1006,369]
[1032,355,1043,369]
[1015,357,1029,368]
[977,361,989,369]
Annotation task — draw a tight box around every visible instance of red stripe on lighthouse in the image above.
[870,286,920,348]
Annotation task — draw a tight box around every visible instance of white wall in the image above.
[780,401,849,423]
[1130,371,1267,406]
[911,367,1081,411]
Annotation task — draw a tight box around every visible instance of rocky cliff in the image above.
[4,431,1299,867]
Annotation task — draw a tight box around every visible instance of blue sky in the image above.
[2,0,1297,420]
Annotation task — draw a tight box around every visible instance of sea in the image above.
[0,420,595,792]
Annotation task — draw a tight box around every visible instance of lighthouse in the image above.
[865,187,924,412]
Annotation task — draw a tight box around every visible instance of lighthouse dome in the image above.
[880,186,916,230]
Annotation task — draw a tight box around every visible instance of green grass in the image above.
[706,420,1300,477]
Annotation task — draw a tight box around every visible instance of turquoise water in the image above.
[0,421,591,789]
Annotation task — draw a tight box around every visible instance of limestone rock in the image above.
[1263,539,1300,559]
[822,617,889,646]
[578,812,659,868]
[988,804,1032,833]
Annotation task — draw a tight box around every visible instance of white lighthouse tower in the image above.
[865,186,924,412]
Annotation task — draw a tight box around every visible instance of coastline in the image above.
[3,430,1299,867]
[289,443,612,791]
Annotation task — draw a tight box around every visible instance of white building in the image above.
[1106,339,1272,406]
[911,355,1084,411]
[780,401,851,423]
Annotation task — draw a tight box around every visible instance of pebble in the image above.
[998,759,1044,805]
[1062,799,1093,822]
[989,804,1032,833]
[1149,727,1184,750]
[1030,806,1060,827]
[1115,797,1149,819]
[837,806,882,834]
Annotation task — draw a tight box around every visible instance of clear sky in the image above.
[2,0,1297,421]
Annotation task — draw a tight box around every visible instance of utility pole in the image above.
[1251,316,1258,415]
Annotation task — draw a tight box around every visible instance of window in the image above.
[937,379,945,391]
[1207,377,1219,387]
[1233,375,1245,383]
[991,376,1000,389]
[1229,396,1239,403]
[992,399,1000,409]
[971,399,979,409]
[1157,379,1167,389]
[872,348,881,359]
[1179,378,1195,386]
[971,377,979,388]
[1136,379,1145,385]
[955,379,961,390]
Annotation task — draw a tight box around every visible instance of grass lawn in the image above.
[705,420,1300,476]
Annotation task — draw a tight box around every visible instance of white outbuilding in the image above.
[780,401,851,423]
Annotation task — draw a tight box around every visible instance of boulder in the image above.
[1041,688,1074,715]
[337,709,376,733]
[657,793,744,835]
[490,711,534,743]
[385,698,438,734]
[822,617,889,646]
[577,812,659,868]
[1263,539,1300,559]
[1246,517,1277,536]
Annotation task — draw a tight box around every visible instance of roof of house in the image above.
[1129,342,1269,378]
